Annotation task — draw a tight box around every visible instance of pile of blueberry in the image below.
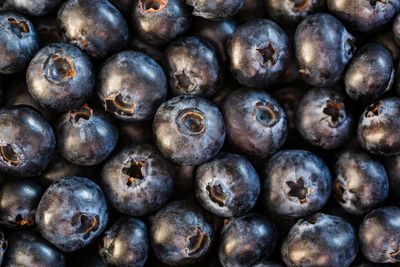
[2,0,400,266]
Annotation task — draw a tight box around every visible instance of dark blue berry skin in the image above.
[98,51,167,122]
[359,206,400,263]
[281,213,358,267]
[56,105,119,166]
[384,155,400,204]
[228,19,290,88]
[264,0,325,27]
[0,11,39,74]
[153,95,226,165]
[109,0,132,16]
[296,88,355,150]
[150,200,215,266]
[3,0,63,16]
[0,106,55,177]
[219,214,278,267]
[223,88,288,158]
[393,13,400,47]
[252,260,285,267]
[345,43,394,103]
[3,231,65,267]
[100,217,148,267]
[195,153,260,218]
[358,98,400,156]
[57,0,129,60]
[0,232,6,266]
[262,150,332,218]
[101,144,174,217]
[328,0,399,33]
[131,0,191,46]
[36,177,109,252]
[0,179,43,229]
[237,0,267,23]
[295,13,355,87]
[163,37,223,97]
[185,0,244,20]
[27,43,94,112]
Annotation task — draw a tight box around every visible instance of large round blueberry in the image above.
[295,13,355,87]
[36,177,108,252]
[281,213,358,267]
[153,95,226,165]
[262,150,332,218]
[185,0,244,20]
[219,214,277,267]
[3,0,63,16]
[27,43,94,112]
[97,51,167,121]
[0,106,55,177]
[195,153,260,218]
[101,144,174,217]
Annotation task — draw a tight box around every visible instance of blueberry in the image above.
[98,51,167,121]
[57,0,129,59]
[0,105,55,177]
[185,0,244,20]
[237,0,267,22]
[384,155,400,204]
[4,0,63,16]
[0,11,39,74]
[333,149,389,215]
[150,200,214,266]
[36,176,108,252]
[0,232,6,266]
[359,206,400,263]
[0,179,43,229]
[219,213,277,267]
[295,13,356,87]
[131,0,191,45]
[358,98,400,156]
[109,0,132,16]
[153,95,226,165]
[345,43,394,102]
[262,150,332,218]
[328,0,399,33]
[281,213,358,267]
[222,88,287,158]
[101,143,174,217]
[195,153,260,218]
[100,217,149,267]
[27,43,94,112]
[228,19,290,88]
[252,260,285,267]
[56,104,119,166]
[296,88,355,149]
[162,36,223,97]
[3,231,65,267]
[393,13,400,47]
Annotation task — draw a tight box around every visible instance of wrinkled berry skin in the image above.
[359,206,400,263]
[281,213,358,267]
[345,43,394,102]
[3,231,65,267]
[295,13,355,87]
[100,217,148,267]
[131,0,191,46]
[264,0,325,27]
[101,144,174,217]
[195,153,260,218]
[0,106,55,177]
[185,0,244,20]
[163,37,223,97]
[0,179,43,229]
[262,150,332,218]
[0,12,39,74]
[57,0,129,59]
[296,88,354,149]
[4,0,63,16]
[98,51,167,121]
[219,214,277,267]
[223,89,287,158]
[27,43,94,112]
[36,177,108,252]
[150,200,214,266]
[56,105,119,166]
[328,0,399,33]
[228,19,290,88]
[153,95,226,165]
[333,150,389,215]
[358,98,400,156]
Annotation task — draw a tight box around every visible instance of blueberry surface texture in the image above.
[185,0,244,20]
[3,0,63,17]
